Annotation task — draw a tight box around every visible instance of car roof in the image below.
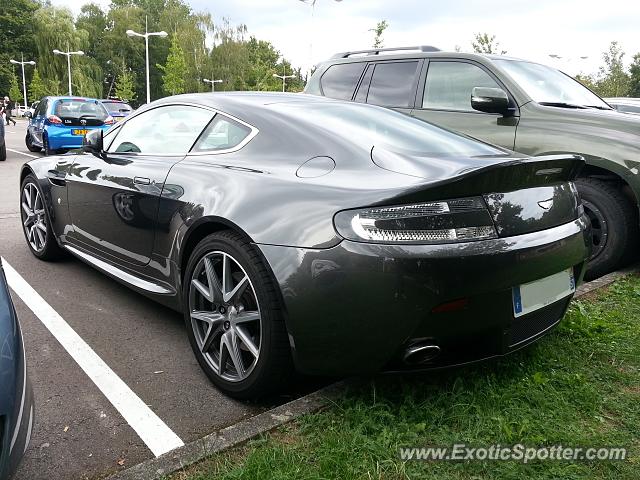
[45,96,102,102]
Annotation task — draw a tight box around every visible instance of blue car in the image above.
[0,259,34,480]
[100,99,133,122]
[25,96,114,155]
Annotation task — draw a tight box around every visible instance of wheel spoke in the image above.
[21,202,31,216]
[227,330,246,377]
[223,275,248,304]
[35,226,45,249]
[234,325,259,358]
[222,254,232,297]
[36,222,47,233]
[218,334,230,376]
[234,310,260,324]
[191,279,212,302]
[24,187,32,209]
[204,257,223,303]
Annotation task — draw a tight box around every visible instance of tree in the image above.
[115,63,137,102]
[157,35,186,95]
[370,20,388,49]
[627,53,640,98]
[9,70,22,104]
[472,33,506,55]
[28,67,47,102]
[596,41,629,97]
[575,73,598,92]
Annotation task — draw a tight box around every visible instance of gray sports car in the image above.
[19,93,590,398]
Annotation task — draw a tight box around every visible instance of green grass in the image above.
[171,276,640,480]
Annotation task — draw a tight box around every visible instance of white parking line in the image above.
[1,258,185,457]
[6,148,38,159]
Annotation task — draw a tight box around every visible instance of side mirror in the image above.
[23,111,32,118]
[83,129,104,156]
[471,87,511,116]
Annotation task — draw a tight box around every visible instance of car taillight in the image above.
[334,197,498,244]
[47,115,62,124]
[104,115,115,125]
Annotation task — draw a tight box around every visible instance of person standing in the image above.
[4,97,16,126]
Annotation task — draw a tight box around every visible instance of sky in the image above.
[50,0,640,77]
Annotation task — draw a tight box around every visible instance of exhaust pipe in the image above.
[403,342,441,365]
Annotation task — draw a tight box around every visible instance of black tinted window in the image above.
[192,115,253,152]
[423,62,500,111]
[320,63,365,100]
[367,62,419,107]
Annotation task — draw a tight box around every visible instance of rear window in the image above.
[276,102,505,158]
[320,63,366,100]
[52,99,108,121]
[103,101,132,114]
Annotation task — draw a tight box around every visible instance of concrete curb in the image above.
[106,265,638,480]
[105,381,347,480]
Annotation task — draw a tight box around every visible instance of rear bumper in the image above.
[258,216,591,376]
[47,125,108,150]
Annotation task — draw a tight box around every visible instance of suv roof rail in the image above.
[331,45,441,59]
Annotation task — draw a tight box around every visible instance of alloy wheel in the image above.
[189,251,262,383]
[21,183,47,253]
[583,199,608,260]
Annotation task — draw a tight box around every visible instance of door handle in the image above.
[134,176,151,185]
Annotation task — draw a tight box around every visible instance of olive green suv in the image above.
[305,46,640,279]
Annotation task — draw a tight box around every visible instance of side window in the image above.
[36,100,47,117]
[108,105,213,155]
[320,63,366,100]
[366,61,419,107]
[423,62,500,112]
[192,115,253,153]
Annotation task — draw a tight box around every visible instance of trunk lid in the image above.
[371,147,585,237]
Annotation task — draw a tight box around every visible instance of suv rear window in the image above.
[366,61,419,108]
[320,63,365,100]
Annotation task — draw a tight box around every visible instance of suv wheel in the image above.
[576,178,637,280]
[183,231,293,399]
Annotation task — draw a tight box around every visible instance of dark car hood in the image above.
[0,263,19,419]
[528,102,640,135]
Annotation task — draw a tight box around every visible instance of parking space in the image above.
[0,126,316,479]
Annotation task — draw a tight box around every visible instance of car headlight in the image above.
[334,197,498,244]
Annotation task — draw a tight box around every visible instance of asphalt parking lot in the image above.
[0,122,318,479]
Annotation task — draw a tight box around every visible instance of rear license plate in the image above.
[73,129,89,135]
[512,268,575,318]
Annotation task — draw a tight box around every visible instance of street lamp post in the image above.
[126,17,168,104]
[298,0,343,82]
[273,72,295,93]
[53,47,84,96]
[203,78,223,92]
[10,53,36,110]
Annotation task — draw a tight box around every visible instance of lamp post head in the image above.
[27,61,36,65]
[10,60,18,64]
[203,78,210,82]
[53,49,62,55]
[272,74,279,78]
[126,30,137,37]
[157,31,168,38]
[75,51,85,56]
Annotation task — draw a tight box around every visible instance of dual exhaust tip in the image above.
[403,342,441,366]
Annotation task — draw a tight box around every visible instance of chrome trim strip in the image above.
[9,327,26,454]
[65,245,173,294]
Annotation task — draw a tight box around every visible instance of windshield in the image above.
[278,102,506,157]
[52,99,109,120]
[494,59,611,109]
[103,101,132,114]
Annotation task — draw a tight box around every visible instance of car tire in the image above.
[20,175,64,261]
[576,178,637,280]
[183,231,293,399]
[0,141,5,161]
[25,133,41,153]
[42,134,54,156]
